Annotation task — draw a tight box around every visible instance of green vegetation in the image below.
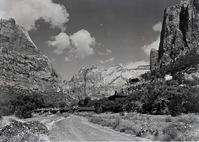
[126,81,199,115]
[142,48,199,80]
[86,112,199,141]
[0,85,69,118]
[12,94,44,118]
[78,80,199,116]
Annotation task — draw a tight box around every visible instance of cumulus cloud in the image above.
[141,36,160,55]
[0,0,69,31]
[48,32,70,55]
[48,29,96,61]
[153,22,162,32]
[123,61,149,69]
[98,49,112,55]
[69,29,96,59]
[141,22,162,55]
[98,57,115,64]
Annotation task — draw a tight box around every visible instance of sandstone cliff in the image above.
[150,49,159,71]
[0,18,62,92]
[151,0,199,70]
[63,64,149,100]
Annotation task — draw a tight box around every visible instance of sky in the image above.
[0,0,180,80]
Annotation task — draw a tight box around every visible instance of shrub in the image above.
[124,80,199,115]
[14,102,34,118]
[0,120,49,142]
[141,72,151,80]
[10,93,47,118]
[89,117,107,126]
[161,120,188,141]
[112,117,121,129]
[165,116,173,122]
[0,104,14,116]
[168,48,199,76]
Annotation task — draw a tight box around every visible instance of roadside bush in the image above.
[89,116,109,126]
[112,117,121,129]
[14,103,34,119]
[160,120,188,141]
[11,94,44,118]
[0,104,14,117]
[0,120,49,142]
[165,116,173,122]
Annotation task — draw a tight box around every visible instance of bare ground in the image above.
[48,115,149,141]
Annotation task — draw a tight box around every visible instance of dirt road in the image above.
[49,115,146,141]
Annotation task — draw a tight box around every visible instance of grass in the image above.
[86,112,199,141]
[59,112,70,118]
[76,112,94,117]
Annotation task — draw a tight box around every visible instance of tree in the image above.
[78,100,85,107]
[84,97,91,106]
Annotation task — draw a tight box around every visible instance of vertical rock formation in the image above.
[150,48,159,71]
[0,18,62,92]
[150,0,199,70]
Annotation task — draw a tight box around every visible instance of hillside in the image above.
[63,64,149,100]
[0,18,62,92]
[0,19,74,118]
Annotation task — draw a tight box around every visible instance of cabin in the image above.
[108,92,128,101]
[76,107,96,112]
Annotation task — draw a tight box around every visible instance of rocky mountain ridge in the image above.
[0,18,62,92]
[63,64,149,100]
[151,0,199,70]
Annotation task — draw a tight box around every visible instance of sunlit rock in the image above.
[0,19,62,92]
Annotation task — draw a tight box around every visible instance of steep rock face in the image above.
[151,0,199,70]
[150,48,159,71]
[63,64,149,100]
[0,19,62,92]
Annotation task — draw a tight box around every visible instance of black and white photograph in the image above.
[0,0,199,141]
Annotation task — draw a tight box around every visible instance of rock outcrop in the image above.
[63,64,150,100]
[150,0,199,70]
[0,19,62,92]
[150,48,159,71]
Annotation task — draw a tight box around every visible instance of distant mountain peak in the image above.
[63,64,149,100]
